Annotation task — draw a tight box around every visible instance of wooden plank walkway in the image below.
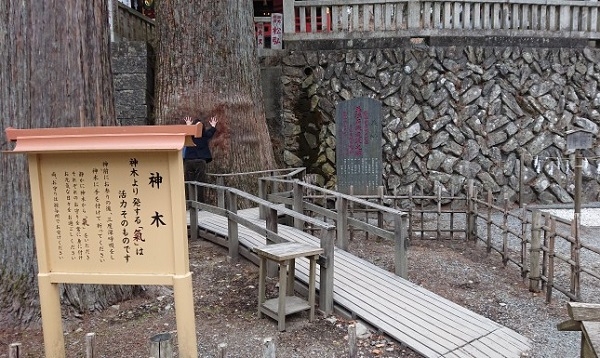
[191,208,532,358]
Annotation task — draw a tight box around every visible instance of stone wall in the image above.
[111,41,154,126]
[280,45,600,204]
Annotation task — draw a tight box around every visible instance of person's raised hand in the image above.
[209,116,218,127]
[183,116,194,125]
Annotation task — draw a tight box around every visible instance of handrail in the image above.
[186,181,334,230]
[208,167,306,179]
[263,177,406,216]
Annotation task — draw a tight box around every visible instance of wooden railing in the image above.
[114,2,155,43]
[283,0,600,40]
[113,0,600,47]
[258,176,409,278]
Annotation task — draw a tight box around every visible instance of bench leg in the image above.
[278,261,288,331]
[309,256,317,322]
[258,257,267,318]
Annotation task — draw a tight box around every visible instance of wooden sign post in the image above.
[5,124,203,358]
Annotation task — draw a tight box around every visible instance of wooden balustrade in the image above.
[284,0,600,40]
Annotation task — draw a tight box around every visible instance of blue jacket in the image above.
[184,126,216,162]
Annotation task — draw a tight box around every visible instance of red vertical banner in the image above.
[271,13,283,49]
[256,22,265,49]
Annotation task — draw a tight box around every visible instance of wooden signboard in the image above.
[335,97,383,195]
[5,125,202,358]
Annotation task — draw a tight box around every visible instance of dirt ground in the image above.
[0,233,568,358]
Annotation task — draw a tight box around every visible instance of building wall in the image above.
[278,43,600,204]
[111,41,154,126]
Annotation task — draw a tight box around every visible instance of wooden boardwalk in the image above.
[191,208,532,358]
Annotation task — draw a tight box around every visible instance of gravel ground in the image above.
[375,204,600,358]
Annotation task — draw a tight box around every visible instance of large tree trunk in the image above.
[0,1,140,328]
[155,0,276,192]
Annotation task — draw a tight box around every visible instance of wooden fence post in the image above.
[8,343,21,358]
[541,213,550,292]
[227,190,239,263]
[395,214,408,279]
[320,228,335,314]
[348,323,357,358]
[349,186,355,242]
[150,333,174,358]
[486,190,493,253]
[377,186,385,229]
[336,195,348,250]
[546,218,556,303]
[502,195,509,265]
[466,180,477,241]
[529,210,542,292]
[85,332,96,358]
[293,180,304,229]
[263,337,276,358]
[218,343,227,358]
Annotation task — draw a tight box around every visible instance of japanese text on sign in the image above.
[40,152,175,274]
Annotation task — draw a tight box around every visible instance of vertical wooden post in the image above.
[394,214,408,279]
[349,186,355,242]
[521,203,528,276]
[408,185,414,241]
[529,210,542,292]
[572,213,581,300]
[377,186,385,230]
[258,178,267,219]
[217,343,227,358]
[472,185,478,243]
[308,255,318,322]
[519,149,524,208]
[486,190,492,252]
[85,333,96,358]
[266,207,279,277]
[38,273,66,358]
[263,337,276,358]
[541,214,550,292]
[436,186,442,239]
[348,323,357,358]
[227,190,239,263]
[502,195,509,265]
[188,183,199,241]
[546,218,556,303]
[466,179,477,241]
[320,228,335,314]
[336,195,348,250]
[216,176,225,209]
[150,333,174,358]
[293,180,305,229]
[8,343,21,358]
[258,256,267,319]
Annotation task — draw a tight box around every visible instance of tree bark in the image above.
[0,1,140,328]
[155,0,276,190]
